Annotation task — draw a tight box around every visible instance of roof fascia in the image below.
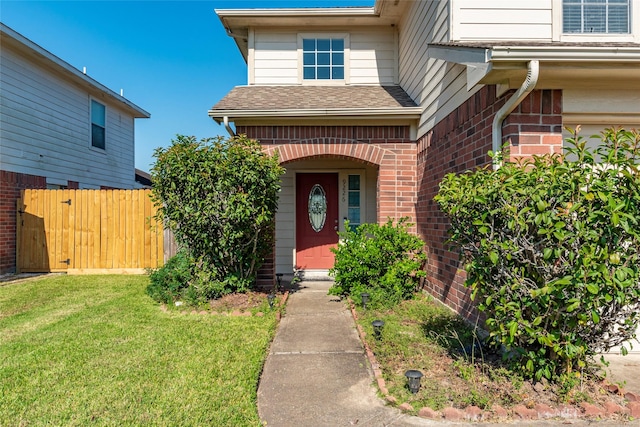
[208,107,422,123]
[0,23,150,118]
[215,7,378,18]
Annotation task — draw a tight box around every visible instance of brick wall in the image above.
[0,170,47,273]
[416,86,563,320]
[237,125,416,288]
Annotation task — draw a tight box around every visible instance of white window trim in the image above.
[552,0,639,42]
[338,170,365,232]
[90,97,107,151]
[297,33,350,85]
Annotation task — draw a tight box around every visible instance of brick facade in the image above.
[236,125,417,288]
[0,170,47,273]
[416,86,563,320]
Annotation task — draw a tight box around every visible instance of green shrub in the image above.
[146,250,193,304]
[328,218,426,308]
[150,135,284,296]
[435,127,640,382]
[147,251,237,305]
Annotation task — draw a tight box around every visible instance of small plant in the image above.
[435,127,640,382]
[146,250,193,304]
[328,218,426,308]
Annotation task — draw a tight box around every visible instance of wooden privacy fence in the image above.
[17,189,170,274]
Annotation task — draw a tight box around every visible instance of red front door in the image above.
[296,173,339,270]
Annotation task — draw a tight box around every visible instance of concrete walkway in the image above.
[257,280,416,426]
[257,280,640,427]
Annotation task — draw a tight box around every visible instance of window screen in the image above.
[563,0,630,33]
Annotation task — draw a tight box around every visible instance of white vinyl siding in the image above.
[349,29,397,85]
[252,32,298,85]
[0,43,136,189]
[251,28,397,85]
[563,88,640,151]
[451,0,553,41]
[275,172,295,273]
[400,0,478,139]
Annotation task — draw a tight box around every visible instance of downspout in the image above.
[223,116,236,137]
[491,60,539,170]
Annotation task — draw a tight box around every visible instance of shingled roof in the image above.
[211,85,418,112]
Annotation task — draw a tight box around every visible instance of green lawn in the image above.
[0,275,277,426]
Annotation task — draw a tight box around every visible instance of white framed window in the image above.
[563,0,630,33]
[346,174,361,230]
[298,33,349,84]
[91,99,106,150]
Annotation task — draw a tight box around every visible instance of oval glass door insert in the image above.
[308,184,327,232]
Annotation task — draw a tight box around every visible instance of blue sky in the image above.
[1,0,373,171]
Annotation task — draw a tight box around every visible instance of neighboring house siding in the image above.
[0,44,136,189]
[251,28,397,85]
[451,0,553,41]
[399,0,479,140]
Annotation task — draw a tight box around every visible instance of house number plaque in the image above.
[308,184,327,232]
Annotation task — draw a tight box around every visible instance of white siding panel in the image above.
[275,172,295,274]
[253,32,299,85]
[350,29,397,84]
[456,23,552,40]
[251,28,397,85]
[399,0,475,136]
[0,45,136,188]
[453,0,553,41]
[456,0,552,10]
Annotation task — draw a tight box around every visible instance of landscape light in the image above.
[360,292,370,309]
[372,320,384,340]
[267,293,276,309]
[404,370,423,394]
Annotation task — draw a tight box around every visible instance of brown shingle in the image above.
[211,85,418,111]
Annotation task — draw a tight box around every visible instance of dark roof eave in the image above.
[208,108,423,123]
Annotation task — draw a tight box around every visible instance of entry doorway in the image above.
[295,173,339,270]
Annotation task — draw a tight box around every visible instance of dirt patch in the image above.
[208,291,272,313]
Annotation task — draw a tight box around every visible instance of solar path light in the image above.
[372,320,384,340]
[360,292,370,309]
[404,370,423,394]
[267,293,276,309]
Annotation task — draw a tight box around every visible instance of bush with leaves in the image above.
[435,127,640,382]
[328,218,426,308]
[146,250,193,304]
[150,135,284,297]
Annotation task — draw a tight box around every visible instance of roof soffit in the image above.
[428,42,640,90]
[216,0,406,61]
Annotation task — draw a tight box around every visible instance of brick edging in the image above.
[347,297,640,422]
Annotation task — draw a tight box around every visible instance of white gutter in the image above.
[491,60,539,170]
[215,7,377,18]
[223,116,236,137]
[210,107,423,120]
